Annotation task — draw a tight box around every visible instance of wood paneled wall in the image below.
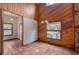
[38,3,75,49]
[0,3,36,19]
[74,3,79,52]
[0,9,3,54]
[74,3,79,11]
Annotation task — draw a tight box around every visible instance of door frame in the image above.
[0,9,3,55]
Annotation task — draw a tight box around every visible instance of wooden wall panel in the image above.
[0,9,3,54]
[74,4,79,52]
[74,3,79,11]
[0,3,36,19]
[38,3,75,49]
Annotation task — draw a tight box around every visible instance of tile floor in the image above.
[3,40,79,55]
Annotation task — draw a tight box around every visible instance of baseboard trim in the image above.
[0,53,3,55]
[38,40,75,50]
[34,40,38,42]
[3,38,19,41]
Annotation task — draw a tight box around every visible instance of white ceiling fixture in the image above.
[10,18,14,21]
[46,3,55,6]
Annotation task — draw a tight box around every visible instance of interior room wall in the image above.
[75,13,79,25]
[38,3,75,49]
[75,13,79,51]
[0,9,3,54]
[0,3,36,19]
[74,3,79,25]
[74,3,79,51]
[23,17,37,45]
[3,14,19,40]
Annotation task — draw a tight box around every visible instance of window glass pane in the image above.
[47,31,60,39]
[47,22,61,30]
[4,30,12,36]
[3,24,12,29]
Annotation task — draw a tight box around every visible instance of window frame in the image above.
[46,21,62,40]
[3,23,13,36]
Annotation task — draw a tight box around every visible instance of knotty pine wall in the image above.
[0,3,36,19]
[74,3,79,51]
[0,9,3,54]
[38,3,75,49]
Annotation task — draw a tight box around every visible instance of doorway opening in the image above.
[2,10,23,54]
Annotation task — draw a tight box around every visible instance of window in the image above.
[3,23,13,36]
[47,22,61,40]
